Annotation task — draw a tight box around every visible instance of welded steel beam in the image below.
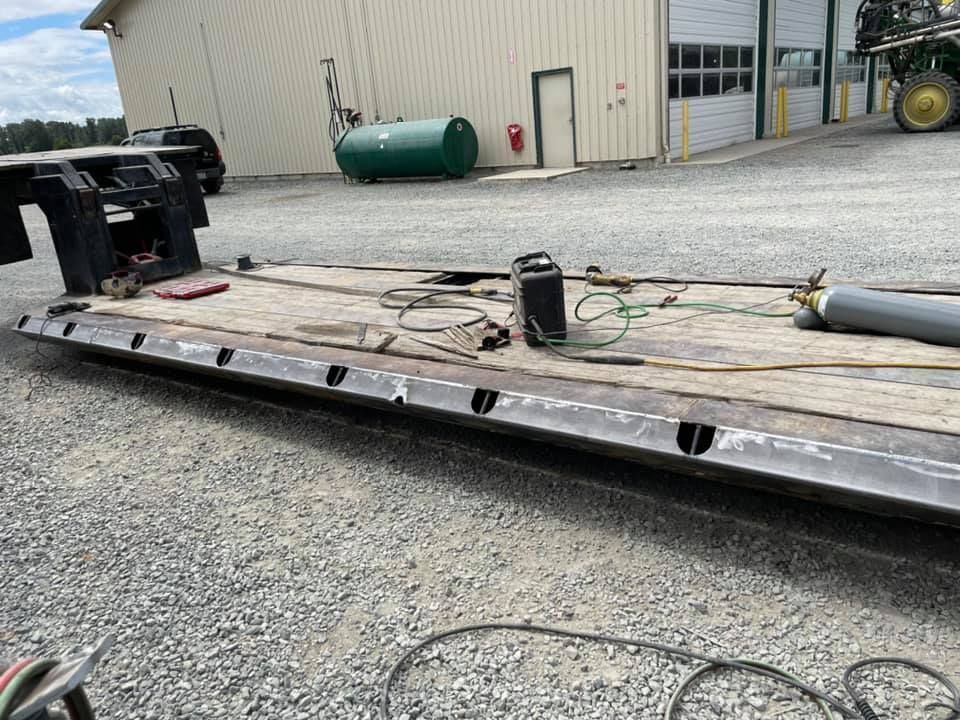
[13,310,960,525]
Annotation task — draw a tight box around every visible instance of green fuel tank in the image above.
[334,117,479,180]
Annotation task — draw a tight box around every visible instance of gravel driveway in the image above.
[2,118,959,720]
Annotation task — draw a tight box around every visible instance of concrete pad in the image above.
[677,114,889,165]
[478,166,589,181]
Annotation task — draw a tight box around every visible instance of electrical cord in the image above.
[666,657,837,720]
[379,623,959,720]
[378,623,863,719]
[26,317,59,401]
[378,287,513,332]
[25,303,90,400]
[583,273,690,296]
[842,657,960,720]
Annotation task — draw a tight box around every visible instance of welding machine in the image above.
[510,252,567,346]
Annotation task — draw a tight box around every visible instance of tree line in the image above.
[0,118,128,155]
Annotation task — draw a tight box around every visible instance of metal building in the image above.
[82,0,881,177]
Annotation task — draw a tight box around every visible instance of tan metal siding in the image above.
[106,0,661,176]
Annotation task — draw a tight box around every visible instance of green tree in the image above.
[18,120,53,152]
[0,117,127,155]
[84,118,97,145]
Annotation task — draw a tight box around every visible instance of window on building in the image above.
[835,51,867,83]
[668,43,755,99]
[774,47,822,88]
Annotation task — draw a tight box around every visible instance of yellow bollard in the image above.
[782,87,790,137]
[840,80,849,122]
[682,100,690,162]
[881,78,890,113]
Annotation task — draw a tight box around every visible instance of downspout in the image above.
[755,0,771,139]
[821,0,839,124]
[200,22,227,141]
[658,0,671,162]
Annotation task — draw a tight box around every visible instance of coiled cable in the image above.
[379,622,959,720]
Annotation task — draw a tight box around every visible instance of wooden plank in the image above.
[80,268,960,436]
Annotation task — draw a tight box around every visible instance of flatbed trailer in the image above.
[4,147,960,524]
[12,262,960,524]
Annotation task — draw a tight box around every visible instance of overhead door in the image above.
[772,0,829,130]
[833,0,868,119]
[669,0,759,158]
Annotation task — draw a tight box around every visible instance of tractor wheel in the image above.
[893,71,960,132]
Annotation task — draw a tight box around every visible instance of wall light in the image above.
[101,19,122,38]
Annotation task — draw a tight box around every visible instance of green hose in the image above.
[665,658,836,720]
[547,292,795,349]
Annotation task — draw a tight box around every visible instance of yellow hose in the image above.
[645,359,960,372]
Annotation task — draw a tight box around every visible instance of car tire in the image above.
[202,178,224,194]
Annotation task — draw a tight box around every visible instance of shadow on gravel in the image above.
[13,345,955,620]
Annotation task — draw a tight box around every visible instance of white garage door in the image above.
[772,0,829,130]
[669,0,759,158]
[833,0,868,119]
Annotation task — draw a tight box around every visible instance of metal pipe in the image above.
[867,23,960,52]
[168,86,180,125]
[658,0,672,162]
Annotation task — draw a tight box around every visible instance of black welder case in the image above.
[511,251,567,346]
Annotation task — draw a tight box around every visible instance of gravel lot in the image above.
[3,118,960,720]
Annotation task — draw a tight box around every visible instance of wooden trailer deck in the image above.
[14,263,960,522]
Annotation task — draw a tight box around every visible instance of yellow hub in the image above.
[903,82,951,127]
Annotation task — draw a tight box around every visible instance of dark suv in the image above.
[122,125,226,194]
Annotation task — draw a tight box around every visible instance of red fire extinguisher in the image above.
[507,123,523,152]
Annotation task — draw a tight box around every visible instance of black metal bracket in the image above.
[25,154,202,294]
[0,149,208,293]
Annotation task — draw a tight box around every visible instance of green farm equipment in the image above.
[857,0,960,130]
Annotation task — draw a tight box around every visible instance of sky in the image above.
[0,0,123,124]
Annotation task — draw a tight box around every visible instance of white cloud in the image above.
[0,27,122,122]
[0,1,92,23]
[0,27,111,67]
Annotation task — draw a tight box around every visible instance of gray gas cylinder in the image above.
[809,285,960,347]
